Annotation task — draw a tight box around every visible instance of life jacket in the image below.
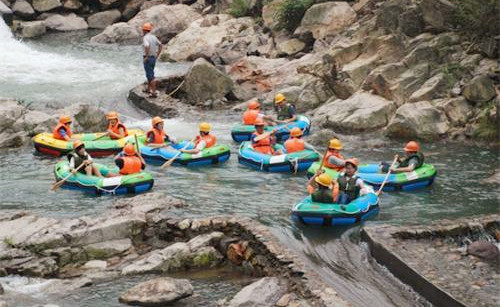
[107,122,128,139]
[147,128,166,144]
[195,134,216,149]
[398,152,424,169]
[53,123,72,140]
[311,187,335,204]
[119,155,143,175]
[242,110,259,125]
[67,151,89,173]
[284,137,305,153]
[251,132,273,154]
[276,103,295,120]
[338,174,360,201]
[323,150,345,171]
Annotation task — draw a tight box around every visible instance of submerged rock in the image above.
[119,277,193,306]
[467,241,499,260]
[228,277,287,307]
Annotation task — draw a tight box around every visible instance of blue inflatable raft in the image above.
[231,115,311,143]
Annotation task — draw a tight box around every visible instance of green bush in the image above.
[276,0,313,33]
[475,101,499,141]
[229,0,252,18]
[450,0,499,41]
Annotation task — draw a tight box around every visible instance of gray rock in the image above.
[482,170,500,185]
[313,92,396,133]
[0,210,57,245]
[13,109,55,136]
[12,0,35,18]
[83,238,132,259]
[63,104,107,132]
[19,20,46,38]
[398,5,424,37]
[122,0,146,21]
[462,75,497,104]
[409,73,448,102]
[385,101,450,140]
[98,0,120,9]
[276,39,306,56]
[90,22,139,45]
[435,97,473,126]
[32,0,61,12]
[419,0,455,32]
[467,241,499,260]
[43,13,88,31]
[228,277,287,307]
[183,58,233,103]
[119,277,193,306]
[16,257,58,277]
[63,0,82,10]
[0,282,3,295]
[87,9,121,29]
[83,260,107,270]
[261,0,283,30]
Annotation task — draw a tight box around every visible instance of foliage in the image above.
[450,0,500,41]
[276,0,313,33]
[3,237,15,247]
[474,100,499,141]
[441,63,467,87]
[229,0,252,18]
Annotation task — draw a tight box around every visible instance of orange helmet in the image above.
[142,22,152,32]
[123,143,136,155]
[59,115,71,124]
[73,140,84,150]
[345,158,358,169]
[106,111,118,120]
[290,127,302,137]
[248,101,260,110]
[254,118,265,126]
[152,116,163,126]
[404,141,420,152]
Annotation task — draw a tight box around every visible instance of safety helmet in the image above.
[404,141,420,152]
[106,111,118,120]
[328,138,343,150]
[73,140,84,150]
[123,143,136,156]
[199,122,211,132]
[290,127,303,137]
[254,118,265,126]
[274,93,286,104]
[345,158,358,169]
[315,173,332,188]
[59,115,72,124]
[142,22,153,32]
[152,116,163,126]
[248,101,260,110]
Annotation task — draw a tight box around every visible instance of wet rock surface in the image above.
[228,276,287,307]
[119,277,194,306]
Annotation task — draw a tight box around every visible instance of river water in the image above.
[0,21,498,306]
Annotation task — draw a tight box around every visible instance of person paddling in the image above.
[146,116,177,147]
[53,115,74,141]
[105,111,128,139]
[380,141,425,173]
[180,122,216,154]
[142,22,163,98]
[337,158,366,204]
[251,118,282,155]
[284,127,314,153]
[115,143,146,175]
[68,140,103,177]
[306,170,339,203]
[322,138,347,171]
[242,101,268,125]
[270,93,297,124]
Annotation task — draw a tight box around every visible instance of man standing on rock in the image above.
[142,22,162,98]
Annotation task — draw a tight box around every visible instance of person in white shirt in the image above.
[142,22,162,98]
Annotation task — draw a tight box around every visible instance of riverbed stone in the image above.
[83,238,132,259]
[16,257,58,277]
[467,241,499,260]
[295,2,357,40]
[462,75,497,104]
[19,20,46,38]
[63,0,82,10]
[12,0,35,19]
[435,97,473,126]
[43,13,88,31]
[87,9,121,29]
[122,0,146,21]
[32,0,61,12]
[276,39,306,57]
[228,277,287,307]
[119,277,193,306]
[63,104,107,132]
[83,260,107,270]
[13,110,56,136]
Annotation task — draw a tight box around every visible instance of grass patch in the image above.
[450,0,499,42]
[229,0,252,18]
[276,0,313,33]
[3,237,15,247]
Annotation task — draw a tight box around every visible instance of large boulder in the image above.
[435,97,473,126]
[91,4,201,44]
[228,277,287,307]
[12,0,35,19]
[408,73,448,102]
[32,0,61,12]
[295,2,357,40]
[122,0,147,21]
[385,101,450,139]
[43,13,88,31]
[87,9,121,29]
[182,58,234,103]
[62,104,107,132]
[262,0,284,30]
[0,98,27,147]
[13,109,56,136]
[462,75,497,104]
[19,20,46,38]
[313,92,396,133]
[119,277,193,306]
[419,0,456,32]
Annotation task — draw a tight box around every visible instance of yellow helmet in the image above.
[328,138,343,150]
[274,93,286,104]
[315,173,332,188]
[199,122,211,132]
[106,111,118,120]
[152,116,163,126]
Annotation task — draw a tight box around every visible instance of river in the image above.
[0,21,498,306]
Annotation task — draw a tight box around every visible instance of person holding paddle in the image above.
[105,111,128,139]
[53,115,74,141]
[114,143,146,175]
[306,170,339,203]
[68,140,103,177]
[146,116,177,148]
[380,141,424,173]
[180,122,216,155]
[322,138,347,171]
[251,118,282,155]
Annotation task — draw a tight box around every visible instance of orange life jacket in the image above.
[52,123,72,140]
[284,137,305,153]
[107,122,128,139]
[119,155,143,175]
[195,134,216,149]
[252,132,273,155]
[323,150,345,171]
[147,128,166,144]
[242,110,259,125]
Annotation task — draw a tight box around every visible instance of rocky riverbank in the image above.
[0,192,349,306]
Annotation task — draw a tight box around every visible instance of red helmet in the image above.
[123,143,136,155]
[254,118,265,126]
[404,141,420,152]
[248,101,260,110]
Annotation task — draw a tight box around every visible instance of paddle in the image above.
[92,132,109,141]
[134,134,146,165]
[51,162,86,191]
[253,122,296,142]
[160,137,196,169]
[376,156,399,195]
